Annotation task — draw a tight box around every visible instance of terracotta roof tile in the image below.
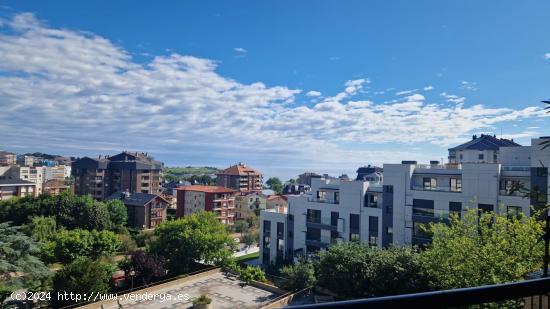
[176,185,237,193]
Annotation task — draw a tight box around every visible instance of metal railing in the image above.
[287,277,550,308]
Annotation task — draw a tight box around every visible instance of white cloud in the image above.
[545,53,550,60]
[423,85,434,91]
[234,47,247,53]
[440,92,466,104]
[0,13,546,171]
[306,90,322,97]
[459,80,478,91]
[396,89,418,96]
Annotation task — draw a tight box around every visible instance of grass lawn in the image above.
[235,251,259,263]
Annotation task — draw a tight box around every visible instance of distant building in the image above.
[356,165,383,181]
[282,184,310,195]
[0,179,36,200]
[266,195,288,211]
[0,151,16,166]
[72,151,163,200]
[297,172,322,186]
[43,179,70,196]
[5,166,46,195]
[448,134,521,164]
[216,163,263,193]
[107,191,168,229]
[235,192,267,219]
[17,155,37,167]
[45,165,71,181]
[176,185,237,225]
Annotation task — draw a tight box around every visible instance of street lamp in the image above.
[129,270,136,290]
[544,209,550,277]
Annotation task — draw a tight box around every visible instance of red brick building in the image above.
[176,185,237,225]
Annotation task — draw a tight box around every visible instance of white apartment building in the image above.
[385,136,549,246]
[260,176,384,265]
[259,135,550,265]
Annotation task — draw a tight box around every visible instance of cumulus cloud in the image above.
[234,47,247,53]
[545,53,550,60]
[423,85,434,91]
[306,90,322,97]
[396,89,418,96]
[0,13,546,169]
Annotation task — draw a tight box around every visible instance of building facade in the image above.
[0,151,16,166]
[448,134,520,164]
[235,192,267,220]
[216,163,263,193]
[72,151,163,200]
[43,179,70,196]
[176,185,237,225]
[266,195,288,211]
[260,177,383,265]
[0,179,36,200]
[107,191,168,229]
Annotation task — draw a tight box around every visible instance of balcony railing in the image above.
[287,277,550,309]
[412,186,461,193]
[307,197,339,204]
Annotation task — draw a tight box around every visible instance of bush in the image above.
[192,294,212,305]
[280,262,316,291]
[239,266,267,284]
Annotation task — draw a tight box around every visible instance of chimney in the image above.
[472,134,477,140]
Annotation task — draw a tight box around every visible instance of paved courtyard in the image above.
[99,271,280,309]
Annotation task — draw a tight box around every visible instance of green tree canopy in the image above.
[0,223,49,287]
[315,242,427,298]
[23,216,58,242]
[150,211,235,275]
[266,177,283,195]
[234,220,249,236]
[51,257,113,308]
[280,261,316,291]
[421,208,544,290]
[51,229,121,264]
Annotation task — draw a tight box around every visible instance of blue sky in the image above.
[0,1,549,180]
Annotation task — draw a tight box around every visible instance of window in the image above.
[478,153,484,160]
[478,204,493,214]
[413,199,434,217]
[369,216,378,247]
[349,232,360,242]
[365,194,378,207]
[306,227,321,241]
[263,236,270,248]
[507,206,522,218]
[387,226,393,235]
[383,185,394,193]
[334,191,340,203]
[277,222,284,238]
[306,209,321,224]
[277,238,284,251]
[449,202,462,219]
[459,154,463,160]
[263,220,271,233]
[350,214,360,231]
[536,168,548,177]
[317,191,326,201]
[423,177,437,190]
[450,178,462,192]
[331,212,339,226]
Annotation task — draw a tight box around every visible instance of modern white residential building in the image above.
[385,136,549,246]
[260,176,384,265]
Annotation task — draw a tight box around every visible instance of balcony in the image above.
[307,197,340,204]
[411,186,461,193]
[306,217,338,231]
[288,277,550,309]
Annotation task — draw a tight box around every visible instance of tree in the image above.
[315,242,428,298]
[242,232,257,247]
[105,199,128,232]
[421,208,544,290]
[280,261,316,291]
[0,223,49,287]
[150,211,235,275]
[266,177,283,195]
[23,216,57,242]
[234,220,249,237]
[52,258,113,308]
[287,178,296,185]
[52,229,121,264]
[125,250,167,286]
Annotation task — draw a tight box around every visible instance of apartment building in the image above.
[266,195,288,211]
[107,191,168,229]
[72,151,163,200]
[43,179,70,196]
[260,177,383,265]
[0,151,16,166]
[448,134,520,164]
[297,172,322,186]
[45,165,71,181]
[385,136,549,247]
[216,162,263,193]
[235,191,267,219]
[176,185,237,225]
[0,179,37,200]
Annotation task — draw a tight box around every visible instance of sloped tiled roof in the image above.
[176,185,236,193]
[218,163,262,176]
[106,191,166,207]
[449,134,521,151]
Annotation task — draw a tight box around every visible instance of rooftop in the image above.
[449,134,521,151]
[106,191,166,206]
[218,162,262,176]
[0,179,35,186]
[177,185,237,193]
